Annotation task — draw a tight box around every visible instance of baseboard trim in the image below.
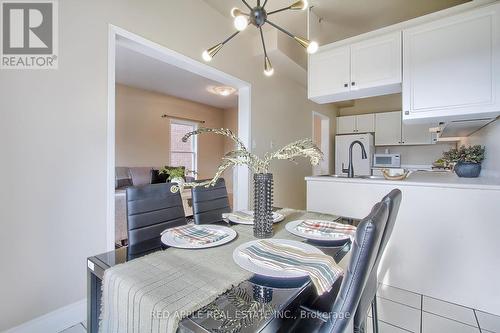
[4,299,86,333]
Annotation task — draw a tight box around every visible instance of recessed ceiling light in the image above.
[207,86,236,97]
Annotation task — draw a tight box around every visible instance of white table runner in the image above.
[99,209,341,333]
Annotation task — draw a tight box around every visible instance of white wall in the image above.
[223,107,238,195]
[0,0,336,330]
[461,118,500,178]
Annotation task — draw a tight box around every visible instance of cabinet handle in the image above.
[404,111,410,115]
[351,82,356,86]
[344,83,348,87]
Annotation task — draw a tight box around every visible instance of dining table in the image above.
[86,209,360,333]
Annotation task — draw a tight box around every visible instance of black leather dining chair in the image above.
[126,183,187,246]
[191,178,231,225]
[316,201,389,333]
[353,189,402,333]
[289,199,390,333]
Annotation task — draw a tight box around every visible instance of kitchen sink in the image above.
[321,174,385,180]
[356,175,385,179]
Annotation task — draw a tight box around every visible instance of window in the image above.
[170,120,197,174]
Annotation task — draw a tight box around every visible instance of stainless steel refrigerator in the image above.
[335,133,374,176]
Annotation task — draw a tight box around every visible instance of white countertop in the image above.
[306,171,500,190]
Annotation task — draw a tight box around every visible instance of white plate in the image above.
[161,225,237,249]
[233,239,324,278]
[285,220,352,242]
[226,210,285,225]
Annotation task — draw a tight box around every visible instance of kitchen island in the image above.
[306,172,500,315]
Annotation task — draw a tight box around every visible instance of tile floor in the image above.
[60,285,500,333]
[366,284,500,333]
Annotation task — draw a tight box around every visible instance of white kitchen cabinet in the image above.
[402,122,433,145]
[336,115,356,134]
[309,46,350,99]
[375,111,434,145]
[309,32,402,104]
[337,114,375,134]
[350,31,402,91]
[375,111,402,145]
[403,3,500,123]
[356,114,376,133]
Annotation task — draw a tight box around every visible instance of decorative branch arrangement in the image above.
[170,127,323,193]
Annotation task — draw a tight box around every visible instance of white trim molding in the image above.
[4,299,86,333]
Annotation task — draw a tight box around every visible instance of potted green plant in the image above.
[159,166,186,186]
[442,145,485,178]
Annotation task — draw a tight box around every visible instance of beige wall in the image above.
[0,0,336,329]
[337,93,402,116]
[115,84,232,181]
[461,118,500,178]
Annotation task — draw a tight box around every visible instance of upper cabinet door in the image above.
[309,46,351,99]
[351,31,402,90]
[337,115,357,134]
[403,4,500,122]
[356,114,375,133]
[401,122,433,145]
[375,111,402,146]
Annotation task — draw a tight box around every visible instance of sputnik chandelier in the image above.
[202,0,318,77]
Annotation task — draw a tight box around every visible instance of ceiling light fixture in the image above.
[202,0,318,77]
[207,85,237,97]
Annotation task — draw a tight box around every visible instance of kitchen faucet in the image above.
[342,140,368,178]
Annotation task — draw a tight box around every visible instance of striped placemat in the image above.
[99,209,342,333]
[239,240,343,295]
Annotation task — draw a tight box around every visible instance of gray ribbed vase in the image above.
[253,173,274,238]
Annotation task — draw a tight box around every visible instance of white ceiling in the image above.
[115,43,238,109]
[204,0,470,42]
[312,0,470,42]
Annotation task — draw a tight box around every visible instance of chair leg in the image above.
[371,294,379,333]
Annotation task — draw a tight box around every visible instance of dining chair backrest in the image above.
[353,189,402,333]
[191,178,231,225]
[318,201,389,333]
[126,183,186,246]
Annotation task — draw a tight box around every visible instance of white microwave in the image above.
[373,154,401,168]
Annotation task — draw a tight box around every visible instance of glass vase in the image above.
[253,173,274,238]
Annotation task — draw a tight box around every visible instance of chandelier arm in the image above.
[240,0,252,10]
[265,19,295,39]
[222,31,240,45]
[262,0,268,8]
[267,6,292,15]
[259,27,268,59]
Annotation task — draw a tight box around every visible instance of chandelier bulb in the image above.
[264,56,274,77]
[231,7,243,18]
[290,0,309,10]
[202,43,224,62]
[234,15,248,31]
[202,50,212,62]
[307,41,319,54]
